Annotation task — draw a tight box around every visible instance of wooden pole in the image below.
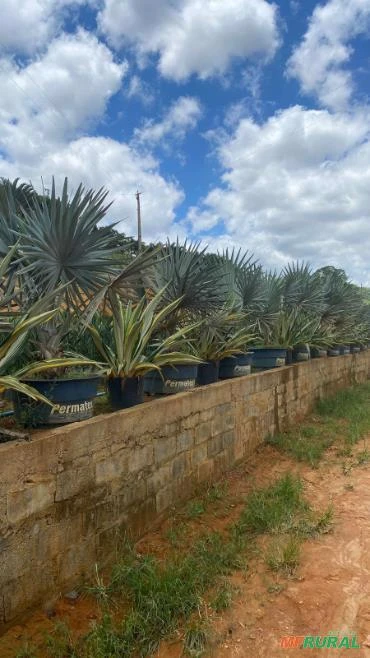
[136,190,142,252]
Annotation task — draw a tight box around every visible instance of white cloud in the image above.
[126,75,155,105]
[0,30,184,241]
[0,137,183,240]
[187,106,370,284]
[0,30,126,164]
[288,0,370,110]
[133,96,202,146]
[99,0,280,81]
[0,0,96,55]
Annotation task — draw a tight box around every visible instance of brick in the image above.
[7,479,56,524]
[194,421,211,445]
[177,430,194,453]
[207,435,223,458]
[154,437,177,465]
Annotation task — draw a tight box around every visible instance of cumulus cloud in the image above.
[98,0,280,81]
[133,96,202,147]
[0,30,184,240]
[0,30,126,164]
[187,106,370,283]
[288,0,370,110]
[0,0,96,54]
[0,137,183,239]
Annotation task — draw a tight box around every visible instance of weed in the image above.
[292,506,334,538]
[187,500,206,519]
[266,424,333,467]
[357,449,370,465]
[211,583,234,612]
[266,536,301,575]
[268,383,370,467]
[266,581,286,594]
[15,646,38,658]
[183,620,209,657]
[234,474,306,535]
[45,622,77,658]
[166,522,186,546]
[85,565,112,607]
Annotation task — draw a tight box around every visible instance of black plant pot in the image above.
[311,347,327,358]
[286,349,293,364]
[108,376,144,409]
[328,348,340,356]
[197,360,219,385]
[251,347,287,370]
[338,344,350,355]
[144,365,198,395]
[219,353,252,379]
[293,344,310,362]
[13,375,101,426]
[350,345,361,354]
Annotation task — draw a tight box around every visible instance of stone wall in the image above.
[1,353,370,626]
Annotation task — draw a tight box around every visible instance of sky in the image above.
[0,0,370,283]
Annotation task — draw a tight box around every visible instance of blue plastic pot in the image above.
[218,353,252,379]
[251,347,287,370]
[13,375,100,426]
[144,364,198,395]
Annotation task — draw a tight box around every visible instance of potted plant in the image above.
[179,309,253,384]
[88,290,202,408]
[252,308,308,369]
[0,177,157,422]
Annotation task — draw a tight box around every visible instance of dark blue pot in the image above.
[197,360,219,385]
[144,364,198,395]
[219,353,252,379]
[350,345,361,353]
[338,344,350,355]
[293,344,310,362]
[13,376,100,426]
[328,348,340,356]
[251,347,287,370]
[108,376,144,409]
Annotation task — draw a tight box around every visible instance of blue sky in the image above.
[0,0,370,282]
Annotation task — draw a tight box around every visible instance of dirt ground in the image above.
[2,439,370,657]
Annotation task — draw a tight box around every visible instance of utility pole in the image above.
[135,190,142,252]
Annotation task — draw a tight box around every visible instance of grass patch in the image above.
[17,474,329,658]
[267,382,370,466]
[15,647,38,658]
[183,621,209,657]
[45,622,77,658]
[234,474,307,535]
[266,536,301,575]
[185,482,228,520]
[210,582,234,612]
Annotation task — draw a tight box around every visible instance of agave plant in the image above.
[192,308,254,361]
[87,289,202,380]
[255,307,324,349]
